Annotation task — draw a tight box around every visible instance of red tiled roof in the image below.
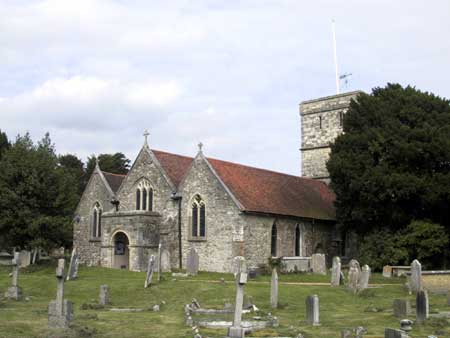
[152,150,194,188]
[102,171,126,193]
[151,149,336,221]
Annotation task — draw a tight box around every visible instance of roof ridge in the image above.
[101,170,127,177]
[151,148,194,160]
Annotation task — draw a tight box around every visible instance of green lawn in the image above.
[0,262,449,338]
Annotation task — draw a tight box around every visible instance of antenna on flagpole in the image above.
[332,20,340,94]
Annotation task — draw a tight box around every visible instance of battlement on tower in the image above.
[300,91,363,181]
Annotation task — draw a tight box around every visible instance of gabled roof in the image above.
[151,149,336,221]
[102,171,126,193]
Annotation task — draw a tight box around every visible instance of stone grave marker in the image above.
[305,295,320,325]
[66,248,79,281]
[311,253,326,275]
[331,256,341,287]
[232,256,245,277]
[18,250,31,268]
[383,265,393,278]
[161,248,171,272]
[157,243,162,282]
[186,247,199,276]
[48,259,73,329]
[393,299,410,318]
[410,259,422,293]
[227,258,248,338]
[447,290,450,306]
[4,252,22,300]
[384,328,408,338]
[99,285,110,306]
[416,289,429,324]
[145,255,156,288]
[348,266,360,293]
[270,267,278,309]
[358,265,371,291]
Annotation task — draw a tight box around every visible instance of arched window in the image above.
[92,203,102,238]
[135,180,153,211]
[191,195,206,238]
[295,224,303,256]
[271,223,277,257]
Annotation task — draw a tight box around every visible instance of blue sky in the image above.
[1,0,449,175]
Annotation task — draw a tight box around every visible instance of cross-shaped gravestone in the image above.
[4,252,22,300]
[270,267,278,308]
[227,257,247,338]
[48,259,73,329]
[145,255,155,288]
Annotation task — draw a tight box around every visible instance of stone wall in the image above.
[300,91,362,179]
[73,170,114,266]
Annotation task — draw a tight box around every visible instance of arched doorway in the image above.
[112,231,130,269]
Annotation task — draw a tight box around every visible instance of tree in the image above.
[58,153,85,195]
[0,133,77,251]
[86,153,130,178]
[0,129,10,159]
[328,84,450,235]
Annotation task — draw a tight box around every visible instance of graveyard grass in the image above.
[1,263,449,338]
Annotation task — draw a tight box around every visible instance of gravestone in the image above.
[348,266,360,293]
[66,248,79,281]
[410,259,422,293]
[145,255,155,288]
[384,328,408,338]
[331,256,341,287]
[99,285,110,306]
[4,252,22,300]
[19,250,31,268]
[232,256,245,277]
[447,290,450,306]
[416,290,429,324]
[305,295,320,325]
[358,265,371,290]
[383,265,393,278]
[161,248,171,273]
[48,259,73,329]
[227,258,248,338]
[349,259,361,273]
[393,299,410,318]
[157,243,162,282]
[270,267,278,309]
[311,253,326,275]
[186,247,199,276]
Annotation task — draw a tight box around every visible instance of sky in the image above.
[1,0,449,175]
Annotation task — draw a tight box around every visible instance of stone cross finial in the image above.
[198,142,203,152]
[143,129,150,145]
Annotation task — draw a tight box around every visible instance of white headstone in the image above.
[358,264,371,290]
[311,253,326,275]
[306,295,320,325]
[410,259,422,293]
[66,248,79,281]
[19,250,31,268]
[331,256,341,287]
[348,266,360,293]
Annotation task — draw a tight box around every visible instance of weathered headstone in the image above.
[19,250,31,268]
[4,252,22,300]
[384,328,408,338]
[99,285,110,306]
[348,266,360,293]
[145,255,155,288]
[186,247,199,276]
[410,259,422,293]
[66,248,79,281]
[305,295,320,325]
[349,259,361,273]
[358,265,371,291]
[416,289,429,324]
[232,256,245,277]
[161,248,171,272]
[311,253,326,275]
[157,244,162,282]
[48,259,73,329]
[383,265,393,278]
[393,299,410,318]
[270,267,278,308]
[227,258,248,338]
[331,256,341,287]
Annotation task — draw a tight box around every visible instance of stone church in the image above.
[73,91,360,272]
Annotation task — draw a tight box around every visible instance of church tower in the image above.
[300,91,362,182]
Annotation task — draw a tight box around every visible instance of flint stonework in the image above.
[331,256,341,287]
[305,295,320,325]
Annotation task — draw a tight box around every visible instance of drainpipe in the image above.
[171,193,183,269]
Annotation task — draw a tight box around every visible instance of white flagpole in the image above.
[332,20,340,94]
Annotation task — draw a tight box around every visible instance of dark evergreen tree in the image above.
[86,152,130,178]
[328,84,450,235]
[0,129,10,159]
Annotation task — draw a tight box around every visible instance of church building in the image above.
[73,91,359,272]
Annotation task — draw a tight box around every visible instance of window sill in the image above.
[188,237,207,242]
[89,238,102,243]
